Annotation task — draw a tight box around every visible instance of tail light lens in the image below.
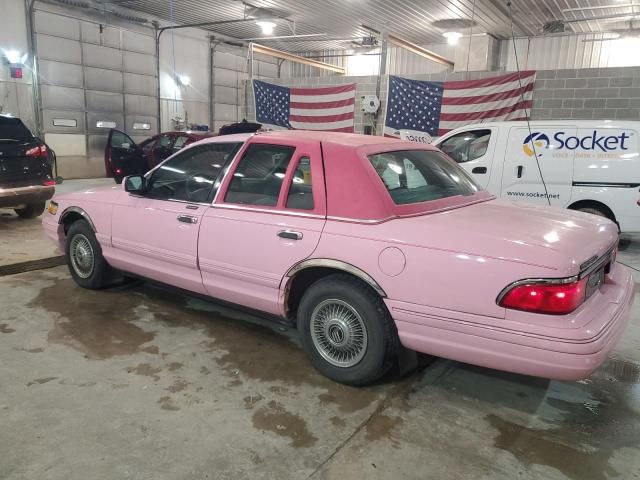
[26,145,48,158]
[499,277,588,315]
[43,178,55,186]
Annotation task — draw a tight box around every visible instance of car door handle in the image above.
[177,214,198,224]
[517,165,524,178]
[278,230,303,240]
[472,167,487,174]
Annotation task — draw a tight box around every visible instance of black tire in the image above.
[577,206,608,219]
[15,202,45,219]
[297,274,399,386]
[114,176,123,184]
[65,220,112,289]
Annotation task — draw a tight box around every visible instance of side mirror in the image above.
[124,175,145,193]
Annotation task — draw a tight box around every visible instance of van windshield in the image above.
[368,150,481,205]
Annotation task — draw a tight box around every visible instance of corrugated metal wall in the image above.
[34,4,158,179]
[501,34,640,71]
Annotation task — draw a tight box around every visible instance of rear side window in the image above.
[369,150,480,205]
[225,144,295,207]
[286,156,314,210]
[439,129,491,163]
[0,116,34,142]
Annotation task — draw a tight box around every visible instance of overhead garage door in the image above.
[34,7,158,179]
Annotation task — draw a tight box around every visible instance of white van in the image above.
[434,120,640,232]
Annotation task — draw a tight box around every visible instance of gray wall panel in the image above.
[125,115,157,133]
[87,112,124,133]
[37,34,81,63]
[82,44,123,70]
[122,30,154,55]
[124,94,157,116]
[34,10,79,40]
[41,85,84,110]
[123,51,156,76]
[38,60,83,88]
[86,90,124,112]
[42,110,85,134]
[124,72,156,96]
[88,134,109,159]
[84,67,123,93]
[80,22,121,48]
[214,68,240,88]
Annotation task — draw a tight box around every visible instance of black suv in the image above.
[0,115,55,218]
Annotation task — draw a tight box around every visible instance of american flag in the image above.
[253,80,356,132]
[384,71,537,139]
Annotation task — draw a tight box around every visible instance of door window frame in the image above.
[214,139,326,216]
[140,143,242,205]
[438,128,494,164]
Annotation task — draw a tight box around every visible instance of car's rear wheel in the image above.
[15,202,45,219]
[114,176,123,184]
[297,274,399,386]
[65,220,112,289]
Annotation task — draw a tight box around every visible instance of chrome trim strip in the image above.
[496,275,580,304]
[58,206,97,232]
[285,259,386,298]
[211,203,325,219]
[326,215,393,224]
[572,181,640,188]
[0,184,55,198]
[496,244,616,305]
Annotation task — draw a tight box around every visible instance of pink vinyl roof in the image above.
[247,131,493,222]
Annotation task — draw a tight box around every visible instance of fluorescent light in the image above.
[177,74,191,86]
[443,31,463,45]
[256,21,276,35]
[3,49,22,64]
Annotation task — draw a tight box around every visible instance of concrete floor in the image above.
[0,179,114,267]
[0,215,639,479]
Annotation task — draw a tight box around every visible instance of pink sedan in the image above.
[43,131,634,386]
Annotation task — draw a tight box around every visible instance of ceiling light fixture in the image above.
[443,31,463,45]
[256,21,276,35]
[177,74,191,86]
[3,49,27,65]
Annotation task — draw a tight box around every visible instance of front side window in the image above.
[225,144,295,207]
[146,143,240,203]
[439,129,491,163]
[369,150,480,205]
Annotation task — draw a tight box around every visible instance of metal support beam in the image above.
[25,0,42,137]
[388,34,454,67]
[250,43,345,74]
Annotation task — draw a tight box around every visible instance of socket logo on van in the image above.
[522,132,550,157]
[523,130,631,156]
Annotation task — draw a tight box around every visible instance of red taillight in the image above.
[499,277,588,315]
[26,145,48,158]
[43,179,55,186]
[115,168,122,175]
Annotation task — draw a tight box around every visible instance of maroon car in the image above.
[105,121,263,183]
[105,130,214,184]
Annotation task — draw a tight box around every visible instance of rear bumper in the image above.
[0,184,55,208]
[42,214,65,251]
[387,263,635,380]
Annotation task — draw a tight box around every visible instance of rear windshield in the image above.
[0,116,34,142]
[368,150,481,205]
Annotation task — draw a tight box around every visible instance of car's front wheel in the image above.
[15,202,45,219]
[65,220,112,289]
[297,274,399,386]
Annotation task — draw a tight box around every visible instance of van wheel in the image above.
[297,274,399,386]
[114,176,123,184]
[65,220,112,289]
[577,206,607,218]
[15,202,45,219]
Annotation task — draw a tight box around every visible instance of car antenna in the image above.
[507,1,551,206]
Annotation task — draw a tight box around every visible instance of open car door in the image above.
[105,129,145,183]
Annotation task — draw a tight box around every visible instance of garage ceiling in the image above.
[96,0,640,51]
